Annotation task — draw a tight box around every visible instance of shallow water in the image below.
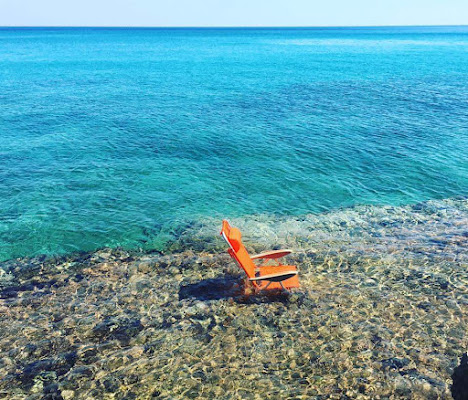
[1,26,468,260]
[0,198,467,399]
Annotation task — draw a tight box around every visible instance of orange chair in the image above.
[220,220,299,292]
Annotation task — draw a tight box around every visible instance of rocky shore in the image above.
[1,198,467,399]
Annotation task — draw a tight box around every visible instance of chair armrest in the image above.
[250,249,293,260]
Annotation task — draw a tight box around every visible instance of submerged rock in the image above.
[381,357,410,370]
[42,383,64,400]
[91,317,144,344]
[19,352,77,389]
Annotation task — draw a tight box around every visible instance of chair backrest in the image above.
[220,220,257,280]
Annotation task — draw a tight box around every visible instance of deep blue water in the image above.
[0,27,467,261]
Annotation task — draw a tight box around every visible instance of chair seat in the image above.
[252,265,300,290]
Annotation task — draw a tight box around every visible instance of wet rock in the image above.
[452,353,468,400]
[20,352,77,388]
[68,366,94,380]
[92,317,144,344]
[102,375,120,392]
[0,287,18,299]
[393,375,412,396]
[119,392,137,400]
[0,279,57,299]
[22,340,52,359]
[135,260,153,274]
[72,273,84,282]
[61,390,75,400]
[43,383,63,400]
[17,262,42,280]
[143,340,165,355]
[381,357,410,370]
[77,346,99,364]
[417,302,432,311]
[61,366,95,391]
[134,278,152,292]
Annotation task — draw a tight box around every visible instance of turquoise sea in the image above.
[1,27,468,400]
[0,26,468,261]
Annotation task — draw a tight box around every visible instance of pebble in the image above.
[61,390,75,400]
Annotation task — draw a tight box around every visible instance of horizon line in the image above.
[1,24,467,29]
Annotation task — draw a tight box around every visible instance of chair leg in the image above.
[260,281,290,292]
[255,281,291,293]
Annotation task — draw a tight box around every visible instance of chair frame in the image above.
[221,220,299,293]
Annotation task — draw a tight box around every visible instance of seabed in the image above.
[0,198,467,399]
